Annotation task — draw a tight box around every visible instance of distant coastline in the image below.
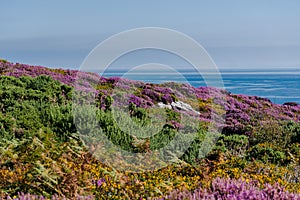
[98,68,300,105]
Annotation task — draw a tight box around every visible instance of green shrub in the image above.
[246,143,286,164]
[181,128,220,164]
[215,134,249,156]
[286,121,300,144]
[0,75,75,142]
[166,108,180,122]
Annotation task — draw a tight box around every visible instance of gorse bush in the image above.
[0,76,75,142]
[287,121,300,144]
[246,143,287,164]
[215,134,249,156]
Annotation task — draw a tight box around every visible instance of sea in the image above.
[101,68,300,105]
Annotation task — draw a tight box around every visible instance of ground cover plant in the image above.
[0,59,300,199]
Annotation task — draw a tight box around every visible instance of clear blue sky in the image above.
[1,0,300,70]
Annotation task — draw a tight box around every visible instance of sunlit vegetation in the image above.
[0,60,300,199]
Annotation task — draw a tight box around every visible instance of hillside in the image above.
[0,59,300,199]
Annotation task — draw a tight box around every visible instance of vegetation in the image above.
[0,60,300,199]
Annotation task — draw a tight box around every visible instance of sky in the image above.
[1,0,300,70]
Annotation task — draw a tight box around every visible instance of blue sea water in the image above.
[102,69,300,105]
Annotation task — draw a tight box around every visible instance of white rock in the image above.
[157,102,172,109]
[158,101,200,115]
[171,101,200,115]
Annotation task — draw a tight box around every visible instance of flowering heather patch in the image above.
[160,178,300,200]
[0,61,77,86]
[1,60,300,137]
[128,94,153,108]
[1,60,299,125]
[5,193,93,200]
[2,60,300,137]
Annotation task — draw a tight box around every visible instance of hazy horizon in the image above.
[1,1,300,70]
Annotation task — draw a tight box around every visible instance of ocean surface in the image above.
[101,69,300,105]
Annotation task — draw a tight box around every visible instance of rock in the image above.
[171,101,200,115]
[158,102,172,109]
[157,101,200,115]
[171,101,192,111]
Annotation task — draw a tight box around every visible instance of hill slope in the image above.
[0,60,300,199]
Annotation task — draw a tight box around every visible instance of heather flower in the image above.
[96,178,106,187]
[129,94,153,108]
[159,178,300,200]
